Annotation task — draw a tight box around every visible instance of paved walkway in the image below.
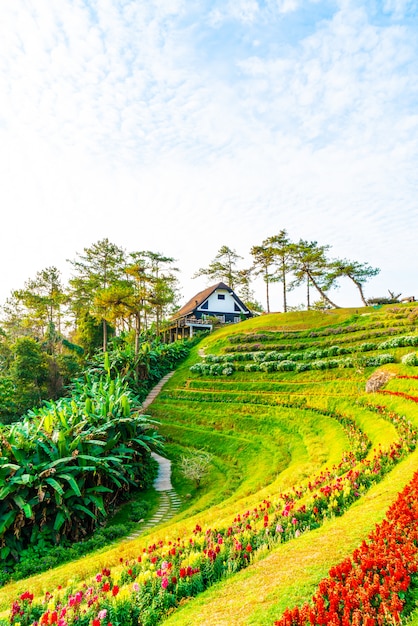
[127,372,181,540]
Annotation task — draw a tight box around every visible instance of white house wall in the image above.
[198,290,243,314]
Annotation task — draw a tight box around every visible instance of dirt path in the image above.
[127,372,181,540]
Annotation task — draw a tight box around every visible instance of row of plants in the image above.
[273,468,418,625]
[4,404,415,626]
[227,315,418,345]
[225,325,418,354]
[208,334,418,364]
[190,353,397,376]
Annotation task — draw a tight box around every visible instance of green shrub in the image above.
[312,360,328,370]
[260,361,277,373]
[129,501,150,522]
[296,362,311,372]
[363,353,395,366]
[277,360,297,372]
[401,352,418,366]
[359,342,377,352]
[379,335,418,349]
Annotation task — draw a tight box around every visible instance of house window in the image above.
[217,294,225,300]
[234,303,240,312]
[201,300,208,309]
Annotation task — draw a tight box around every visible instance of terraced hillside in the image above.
[2,304,418,625]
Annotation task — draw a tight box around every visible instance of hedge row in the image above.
[190,354,396,376]
[206,335,418,367]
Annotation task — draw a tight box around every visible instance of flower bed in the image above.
[273,470,418,625]
[3,407,415,626]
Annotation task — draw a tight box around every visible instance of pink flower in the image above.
[98,609,107,620]
[161,577,169,589]
[133,582,140,592]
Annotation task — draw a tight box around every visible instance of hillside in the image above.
[2,304,418,625]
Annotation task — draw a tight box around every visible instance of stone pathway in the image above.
[126,372,181,541]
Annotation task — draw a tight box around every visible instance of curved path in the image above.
[127,372,181,540]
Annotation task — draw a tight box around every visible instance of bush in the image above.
[364,353,395,367]
[379,335,418,350]
[260,361,277,373]
[277,360,297,372]
[311,360,328,370]
[401,352,418,366]
[129,501,150,522]
[359,342,377,352]
[296,362,311,372]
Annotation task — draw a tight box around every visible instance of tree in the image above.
[143,251,179,335]
[250,245,275,313]
[235,268,257,311]
[180,450,213,488]
[264,230,294,313]
[6,267,67,351]
[10,337,49,412]
[68,239,127,351]
[328,259,380,306]
[125,251,179,337]
[291,240,340,309]
[193,246,243,289]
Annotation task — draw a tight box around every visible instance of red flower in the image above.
[112,585,119,597]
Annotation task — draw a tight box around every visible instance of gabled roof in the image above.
[172,282,234,319]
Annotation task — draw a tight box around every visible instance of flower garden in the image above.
[2,305,418,625]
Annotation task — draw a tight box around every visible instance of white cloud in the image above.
[0,0,417,311]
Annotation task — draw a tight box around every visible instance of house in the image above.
[162,282,253,342]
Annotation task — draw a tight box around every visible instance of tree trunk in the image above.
[134,313,141,381]
[307,276,310,310]
[102,318,107,352]
[352,278,368,306]
[307,272,340,308]
[265,270,270,313]
[281,260,287,313]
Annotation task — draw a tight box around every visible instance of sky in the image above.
[0,0,417,313]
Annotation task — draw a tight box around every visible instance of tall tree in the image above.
[265,230,294,313]
[7,267,67,353]
[328,259,380,306]
[193,245,243,289]
[68,239,126,351]
[141,251,179,335]
[235,268,257,310]
[250,245,275,313]
[125,255,153,356]
[291,240,340,309]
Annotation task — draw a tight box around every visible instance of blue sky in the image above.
[0,0,417,311]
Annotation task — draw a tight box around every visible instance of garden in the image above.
[2,304,418,625]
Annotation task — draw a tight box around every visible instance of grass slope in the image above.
[1,304,418,625]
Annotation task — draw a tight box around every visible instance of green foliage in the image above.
[402,352,418,366]
[0,364,161,568]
